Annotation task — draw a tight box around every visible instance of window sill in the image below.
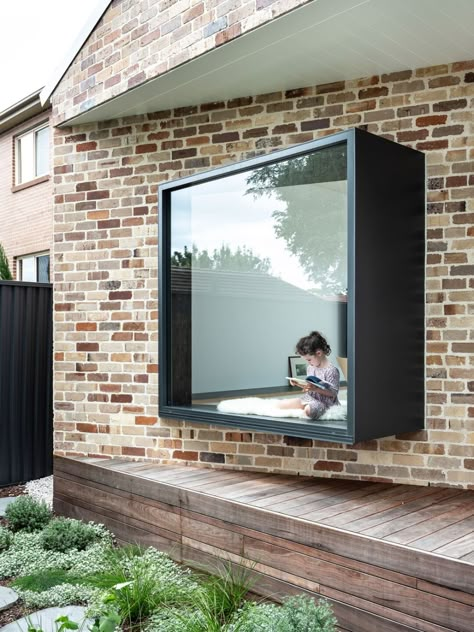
[159,404,352,444]
[12,174,50,193]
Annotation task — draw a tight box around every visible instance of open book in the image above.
[286,376,333,391]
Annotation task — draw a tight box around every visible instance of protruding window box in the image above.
[159,128,425,443]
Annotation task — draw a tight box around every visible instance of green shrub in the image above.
[5,496,51,532]
[280,595,338,632]
[87,546,199,629]
[0,526,12,551]
[227,596,338,632]
[40,518,98,553]
[194,561,255,627]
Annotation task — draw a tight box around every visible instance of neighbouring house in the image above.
[44,1,474,629]
[0,89,52,281]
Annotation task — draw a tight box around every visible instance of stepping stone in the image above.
[0,606,91,631]
[0,587,18,612]
[0,498,17,517]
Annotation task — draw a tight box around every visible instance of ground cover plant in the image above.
[0,496,338,631]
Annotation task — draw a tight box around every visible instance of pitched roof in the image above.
[40,0,113,105]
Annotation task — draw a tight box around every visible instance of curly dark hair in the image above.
[295,331,331,356]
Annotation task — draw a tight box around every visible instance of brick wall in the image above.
[52,61,474,488]
[52,0,311,126]
[0,111,53,277]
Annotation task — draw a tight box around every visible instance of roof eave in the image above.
[0,89,51,136]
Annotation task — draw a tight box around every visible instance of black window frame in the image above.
[158,128,425,444]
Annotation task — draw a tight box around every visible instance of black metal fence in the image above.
[0,281,53,486]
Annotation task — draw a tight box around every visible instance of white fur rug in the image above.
[217,397,347,420]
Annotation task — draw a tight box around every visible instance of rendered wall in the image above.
[52,60,474,487]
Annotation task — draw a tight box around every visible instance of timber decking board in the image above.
[54,457,474,632]
[54,458,474,586]
[309,485,450,527]
[349,488,465,535]
[54,457,474,551]
[384,501,474,546]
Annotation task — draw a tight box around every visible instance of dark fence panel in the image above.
[0,281,53,486]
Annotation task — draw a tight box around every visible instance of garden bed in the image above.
[0,492,338,631]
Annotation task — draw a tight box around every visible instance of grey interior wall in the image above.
[191,280,343,393]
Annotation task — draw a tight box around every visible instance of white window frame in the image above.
[15,123,49,185]
[17,252,50,283]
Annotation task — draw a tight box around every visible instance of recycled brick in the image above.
[76,142,97,152]
[415,115,447,126]
[136,144,157,153]
[136,416,157,425]
[416,140,449,151]
[122,447,146,457]
[429,76,460,88]
[381,70,412,82]
[301,119,330,131]
[77,423,98,433]
[242,127,268,139]
[316,81,345,94]
[225,432,252,442]
[397,129,429,142]
[358,87,388,99]
[397,105,429,117]
[200,452,225,463]
[346,100,376,113]
[432,125,464,137]
[313,461,344,472]
[433,99,468,111]
[212,132,239,143]
[173,451,199,460]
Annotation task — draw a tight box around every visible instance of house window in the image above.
[18,253,50,283]
[15,124,49,185]
[159,129,425,443]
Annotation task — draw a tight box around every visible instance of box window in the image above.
[159,129,425,443]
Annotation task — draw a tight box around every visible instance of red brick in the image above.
[122,447,146,456]
[136,143,157,154]
[76,142,97,152]
[415,115,447,126]
[136,416,157,425]
[173,451,199,461]
[416,140,449,150]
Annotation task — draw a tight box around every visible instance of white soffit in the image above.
[63,0,474,126]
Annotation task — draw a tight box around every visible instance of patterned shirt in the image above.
[301,363,340,408]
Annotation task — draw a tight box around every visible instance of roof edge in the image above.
[0,89,51,136]
[40,0,113,106]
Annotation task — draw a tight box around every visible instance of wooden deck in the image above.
[54,456,474,632]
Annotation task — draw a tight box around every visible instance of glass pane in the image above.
[35,127,49,177]
[169,143,348,430]
[17,133,34,183]
[21,256,36,282]
[37,255,50,282]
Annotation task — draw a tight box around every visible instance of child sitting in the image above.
[278,331,340,420]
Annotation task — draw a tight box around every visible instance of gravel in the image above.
[24,476,53,509]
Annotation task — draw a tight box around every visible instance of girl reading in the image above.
[278,331,340,420]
